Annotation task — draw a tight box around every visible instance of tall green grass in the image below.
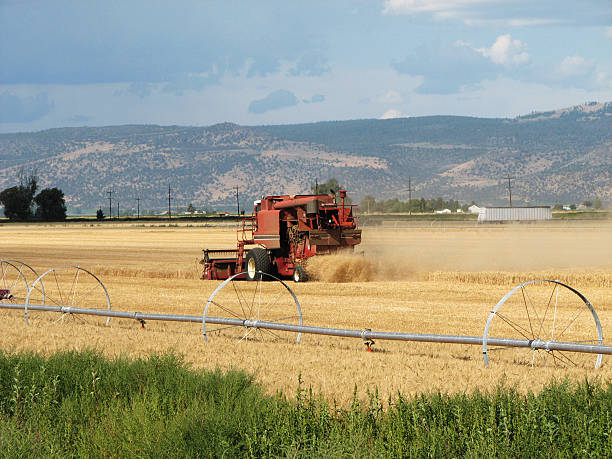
[0,350,609,457]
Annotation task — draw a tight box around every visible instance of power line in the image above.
[167,185,171,219]
[106,190,113,220]
[504,176,514,207]
[234,186,240,215]
[400,176,415,215]
[406,176,414,215]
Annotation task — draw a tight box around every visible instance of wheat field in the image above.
[1,220,611,404]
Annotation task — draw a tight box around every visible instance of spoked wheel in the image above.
[25,266,111,327]
[483,280,603,368]
[0,260,29,304]
[203,271,302,343]
[6,260,45,304]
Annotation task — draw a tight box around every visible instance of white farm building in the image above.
[477,206,552,223]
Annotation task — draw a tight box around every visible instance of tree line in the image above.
[359,195,467,213]
[311,178,466,213]
[316,178,606,213]
[0,173,67,221]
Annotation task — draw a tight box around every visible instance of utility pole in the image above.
[136,197,140,220]
[107,190,113,220]
[234,186,240,215]
[400,177,415,215]
[504,176,514,207]
[117,201,119,219]
[407,176,414,215]
[167,185,171,219]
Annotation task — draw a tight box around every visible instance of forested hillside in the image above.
[0,102,610,214]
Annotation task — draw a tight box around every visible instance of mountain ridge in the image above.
[0,102,610,213]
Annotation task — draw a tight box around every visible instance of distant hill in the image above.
[0,102,610,214]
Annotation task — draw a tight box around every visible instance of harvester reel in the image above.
[203,271,303,343]
[483,280,603,368]
[0,260,29,304]
[25,266,111,327]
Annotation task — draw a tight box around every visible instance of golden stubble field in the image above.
[1,220,611,404]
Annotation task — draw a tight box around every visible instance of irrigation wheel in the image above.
[0,260,29,305]
[5,260,45,304]
[483,280,603,368]
[25,266,111,327]
[203,271,303,343]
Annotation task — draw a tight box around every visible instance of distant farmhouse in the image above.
[477,206,552,223]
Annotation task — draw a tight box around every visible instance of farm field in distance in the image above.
[1,220,611,404]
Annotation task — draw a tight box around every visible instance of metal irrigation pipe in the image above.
[2,303,611,359]
[2,303,205,324]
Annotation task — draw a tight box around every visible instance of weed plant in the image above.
[0,350,609,457]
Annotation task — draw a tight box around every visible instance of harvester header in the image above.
[201,190,361,282]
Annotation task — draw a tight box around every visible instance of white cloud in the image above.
[558,56,594,77]
[465,17,563,27]
[0,91,55,123]
[544,55,611,90]
[382,0,491,17]
[380,109,405,119]
[594,72,612,89]
[393,40,496,94]
[476,34,530,66]
[606,27,612,38]
[382,0,572,27]
[375,90,404,104]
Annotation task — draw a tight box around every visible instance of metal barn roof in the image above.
[478,206,552,222]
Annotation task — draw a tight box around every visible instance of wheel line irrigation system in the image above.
[0,260,610,368]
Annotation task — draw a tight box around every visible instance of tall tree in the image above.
[34,188,67,221]
[593,197,602,210]
[311,178,340,195]
[0,174,37,220]
[360,195,376,213]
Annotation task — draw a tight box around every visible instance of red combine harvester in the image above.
[200,190,362,282]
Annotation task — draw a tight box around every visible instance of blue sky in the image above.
[1,0,611,133]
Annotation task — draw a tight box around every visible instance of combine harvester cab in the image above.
[201,189,361,282]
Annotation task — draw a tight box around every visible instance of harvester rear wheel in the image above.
[245,248,271,281]
[293,265,308,283]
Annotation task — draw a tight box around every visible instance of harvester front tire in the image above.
[293,265,308,283]
[245,248,271,281]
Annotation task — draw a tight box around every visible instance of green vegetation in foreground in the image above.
[0,350,610,457]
